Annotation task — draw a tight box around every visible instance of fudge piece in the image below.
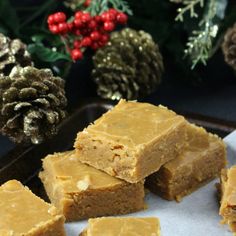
[39,151,145,221]
[74,99,187,183]
[0,180,65,236]
[80,217,161,236]
[146,124,226,201]
[219,166,236,234]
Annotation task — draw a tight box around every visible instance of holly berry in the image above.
[73,40,81,49]
[49,25,59,34]
[81,37,92,47]
[47,15,54,25]
[116,12,128,24]
[74,19,83,28]
[71,49,83,60]
[83,0,91,7]
[91,42,99,50]
[75,11,83,19]
[53,12,66,23]
[90,31,101,41]
[100,34,109,43]
[58,23,68,34]
[88,20,97,29]
[81,12,91,23]
[103,21,115,32]
[67,22,74,31]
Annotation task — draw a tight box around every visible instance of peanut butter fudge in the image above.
[219,166,236,234]
[39,151,145,221]
[74,99,187,183]
[146,124,226,201]
[80,217,161,236]
[0,180,65,236]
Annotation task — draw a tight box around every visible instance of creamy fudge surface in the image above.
[80,217,160,236]
[0,180,65,236]
[75,99,187,183]
[39,151,145,221]
[85,100,184,146]
[146,124,226,201]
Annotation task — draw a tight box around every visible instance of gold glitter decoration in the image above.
[0,66,67,144]
[92,28,164,100]
[0,33,33,76]
[222,23,236,72]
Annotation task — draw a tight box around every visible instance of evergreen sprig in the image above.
[86,0,132,16]
[184,0,227,68]
[174,0,204,22]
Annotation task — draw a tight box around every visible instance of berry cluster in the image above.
[47,9,128,61]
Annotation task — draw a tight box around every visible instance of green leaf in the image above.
[0,0,20,36]
[28,43,71,63]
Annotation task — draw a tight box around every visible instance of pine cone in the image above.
[92,28,164,100]
[0,33,33,76]
[0,66,67,144]
[222,23,236,71]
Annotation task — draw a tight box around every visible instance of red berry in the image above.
[91,42,99,50]
[73,40,81,49]
[100,34,109,43]
[103,21,115,32]
[88,20,97,29]
[94,15,102,23]
[81,12,91,23]
[47,15,54,25]
[109,8,118,16]
[58,22,68,34]
[74,29,81,36]
[81,37,92,46]
[90,31,100,41]
[53,12,66,23]
[74,19,83,28]
[116,13,128,24]
[67,22,74,31]
[71,49,83,60]
[101,12,109,22]
[75,11,83,19]
[49,24,59,34]
[83,0,91,7]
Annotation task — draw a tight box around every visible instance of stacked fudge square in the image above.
[40,100,226,233]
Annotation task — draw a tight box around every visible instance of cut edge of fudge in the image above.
[79,217,161,236]
[146,123,226,201]
[219,166,236,226]
[0,180,66,236]
[39,151,145,221]
[74,99,188,183]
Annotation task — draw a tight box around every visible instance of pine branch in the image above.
[184,0,227,68]
[175,0,204,22]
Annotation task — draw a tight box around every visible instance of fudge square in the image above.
[80,217,161,236]
[146,124,226,201]
[219,166,236,234]
[0,180,65,236]
[39,151,145,221]
[74,99,187,183]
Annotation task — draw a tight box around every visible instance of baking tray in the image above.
[0,99,236,198]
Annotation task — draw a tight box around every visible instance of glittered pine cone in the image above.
[92,28,164,100]
[0,33,33,76]
[0,66,67,144]
[222,23,236,72]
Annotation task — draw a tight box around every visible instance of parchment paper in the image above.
[65,131,236,236]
